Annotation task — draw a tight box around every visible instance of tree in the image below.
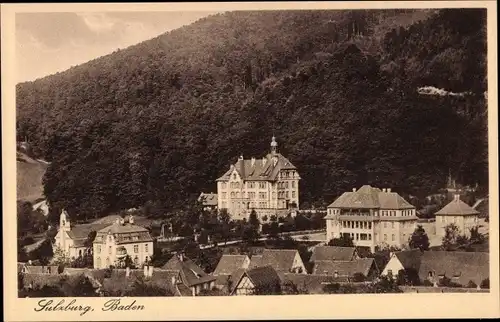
[409,225,430,251]
[30,239,54,265]
[268,222,280,239]
[52,246,71,266]
[248,210,260,229]
[480,278,489,289]
[469,226,485,244]
[328,234,354,247]
[125,278,174,296]
[442,223,460,250]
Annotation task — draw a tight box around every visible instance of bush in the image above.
[352,272,366,282]
[480,278,489,289]
[422,279,434,286]
[467,280,477,288]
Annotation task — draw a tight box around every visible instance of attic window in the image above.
[452,272,461,278]
[428,271,435,278]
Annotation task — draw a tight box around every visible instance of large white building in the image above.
[92,216,154,269]
[216,136,300,220]
[435,194,479,238]
[325,185,418,252]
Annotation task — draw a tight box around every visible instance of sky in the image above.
[15,11,219,83]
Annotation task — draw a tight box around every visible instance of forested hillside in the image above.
[15,9,488,222]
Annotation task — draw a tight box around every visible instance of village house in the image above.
[162,254,217,296]
[212,254,251,290]
[231,266,281,295]
[92,215,154,269]
[17,262,59,275]
[312,258,378,280]
[434,194,480,238]
[325,185,418,252]
[248,249,307,274]
[381,249,423,279]
[418,251,489,287]
[216,136,300,220]
[53,210,117,259]
[198,192,218,211]
[310,246,359,262]
[278,272,350,294]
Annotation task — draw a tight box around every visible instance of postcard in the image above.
[2,1,499,321]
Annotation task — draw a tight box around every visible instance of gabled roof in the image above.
[393,249,423,271]
[278,273,350,293]
[240,266,281,290]
[198,193,218,207]
[435,196,479,216]
[327,185,414,211]
[249,249,301,272]
[217,153,297,182]
[310,246,357,262]
[213,255,250,275]
[418,251,489,286]
[67,223,111,241]
[163,255,216,287]
[313,258,375,277]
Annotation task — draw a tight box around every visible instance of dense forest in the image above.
[16,9,488,222]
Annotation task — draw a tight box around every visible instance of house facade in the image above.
[92,216,154,269]
[249,249,307,274]
[435,194,480,238]
[198,193,218,211]
[216,136,300,220]
[53,210,110,259]
[381,249,423,278]
[163,254,217,296]
[325,185,418,252]
[231,266,281,295]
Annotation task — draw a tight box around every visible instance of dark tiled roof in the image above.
[435,197,479,216]
[244,266,281,289]
[310,246,357,262]
[418,251,489,286]
[198,193,218,207]
[248,249,300,272]
[213,255,250,275]
[217,153,297,182]
[278,273,350,293]
[394,249,423,271]
[313,258,375,277]
[163,255,215,287]
[326,185,414,211]
[67,223,111,241]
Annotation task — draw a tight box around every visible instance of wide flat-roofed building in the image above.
[325,185,418,252]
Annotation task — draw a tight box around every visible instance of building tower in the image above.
[271,136,278,155]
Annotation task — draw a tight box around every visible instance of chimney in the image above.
[115,218,121,225]
[143,265,148,278]
[262,157,267,166]
[238,155,244,161]
[129,215,134,224]
[334,271,339,278]
[389,251,394,258]
[251,157,256,167]
[387,188,391,193]
[454,194,460,201]
[179,253,184,262]
[120,218,125,225]
[382,188,386,192]
[352,188,357,192]
[148,265,154,277]
[126,266,130,278]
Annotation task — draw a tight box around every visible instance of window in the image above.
[233,174,236,180]
[292,191,296,198]
[368,234,372,240]
[391,222,395,229]
[368,222,372,229]
[222,192,227,199]
[355,222,359,229]
[285,182,289,189]
[145,244,149,253]
[428,271,434,278]
[383,222,387,228]
[96,257,101,268]
[387,269,393,277]
[108,246,112,254]
[286,191,289,199]
[292,181,295,188]
[134,245,139,253]
[391,234,395,241]
[96,245,101,254]
[134,256,139,265]
[384,234,387,241]
[106,257,110,267]
[221,182,227,189]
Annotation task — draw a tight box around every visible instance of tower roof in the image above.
[435,195,479,216]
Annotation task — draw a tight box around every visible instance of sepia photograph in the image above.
[2,1,499,320]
